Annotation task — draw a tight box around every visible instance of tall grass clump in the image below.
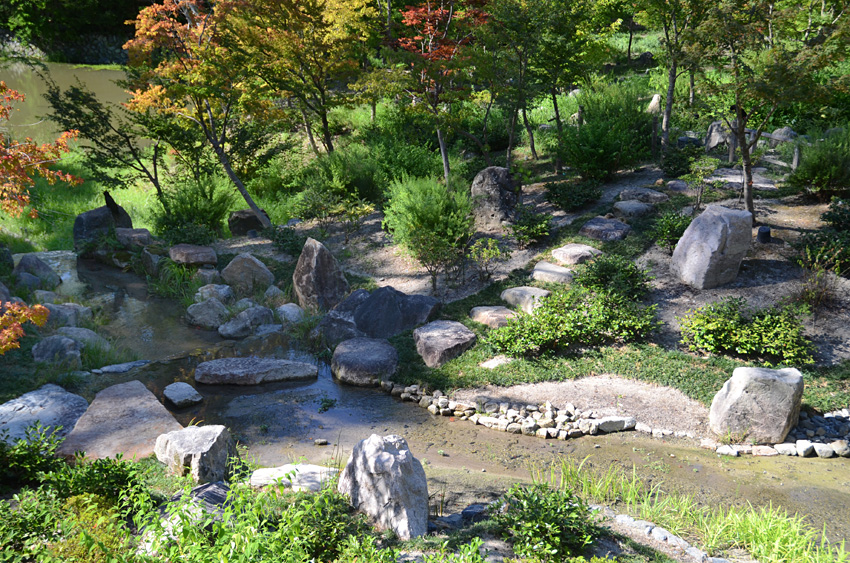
[151,174,236,245]
[787,126,850,198]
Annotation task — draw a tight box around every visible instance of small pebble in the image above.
[314,439,329,446]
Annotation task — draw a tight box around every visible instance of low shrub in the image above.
[469,237,511,281]
[651,209,693,254]
[264,225,308,256]
[48,494,130,563]
[151,174,236,244]
[42,453,146,504]
[545,180,602,211]
[793,230,850,276]
[821,197,850,232]
[573,255,652,300]
[0,423,65,488]
[0,488,64,560]
[660,144,703,178]
[786,127,850,198]
[509,204,550,249]
[678,297,814,366]
[492,483,594,562]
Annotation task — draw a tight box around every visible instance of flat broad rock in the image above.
[163,382,204,408]
[613,200,654,218]
[479,355,514,369]
[194,357,318,385]
[469,306,515,329]
[169,244,217,267]
[500,286,550,314]
[57,380,182,460]
[331,337,398,387]
[0,384,88,444]
[578,216,631,241]
[531,261,574,284]
[250,464,339,491]
[551,244,602,265]
[413,320,477,368]
[619,187,669,203]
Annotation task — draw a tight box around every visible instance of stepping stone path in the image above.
[619,187,669,204]
[331,337,398,387]
[94,360,150,374]
[57,380,182,460]
[551,243,602,265]
[250,464,339,491]
[500,286,550,314]
[469,306,515,329]
[163,382,203,408]
[413,320,477,368]
[613,200,653,218]
[578,216,631,241]
[169,244,217,267]
[531,261,573,284]
[194,357,317,385]
[709,167,776,191]
[0,384,88,443]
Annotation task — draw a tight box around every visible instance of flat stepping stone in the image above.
[163,382,203,408]
[531,261,574,284]
[0,384,88,444]
[613,200,654,218]
[169,244,217,266]
[578,216,631,241]
[97,360,150,374]
[551,244,602,265]
[500,286,550,314]
[413,320,477,368]
[619,187,669,203]
[665,179,690,193]
[250,464,338,491]
[194,357,317,385]
[479,355,514,369]
[469,306,516,329]
[331,337,398,387]
[57,380,182,460]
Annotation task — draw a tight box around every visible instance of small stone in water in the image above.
[314,439,329,446]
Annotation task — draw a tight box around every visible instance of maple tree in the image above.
[0,301,49,355]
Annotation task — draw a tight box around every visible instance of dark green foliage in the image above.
[794,230,850,276]
[42,453,145,503]
[0,423,65,489]
[147,259,205,307]
[574,255,652,300]
[786,127,850,197]
[821,198,850,232]
[660,144,703,178]
[298,144,385,206]
[469,237,511,280]
[493,483,594,561]
[650,209,693,254]
[509,204,550,248]
[151,175,236,244]
[544,180,602,211]
[678,297,814,366]
[264,225,308,256]
[486,287,659,356]
[0,487,64,561]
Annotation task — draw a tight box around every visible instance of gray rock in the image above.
[187,298,229,330]
[193,267,222,285]
[813,442,835,458]
[716,445,738,456]
[250,464,338,491]
[597,416,637,433]
[32,335,81,369]
[578,216,631,241]
[672,205,752,289]
[163,382,203,408]
[352,286,440,339]
[276,303,305,323]
[141,248,164,278]
[619,187,669,204]
[115,227,154,250]
[500,286,550,314]
[0,246,13,273]
[217,305,274,339]
[470,167,521,230]
[796,439,815,457]
[57,327,110,351]
[774,443,797,456]
[613,200,654,218]
[98,360,149,373]
[169,244,217,267]
[313,316,366,348]
[338,434,428,540]
[292,238,349,313]
[194,357,318,385]
[751,445,778,456]
[551,243,602,265]
[254,324,282,336]
[413,320,477,368]
[770,126,796,148]
[13,254,61,289]
[666,179,690,193]
[0,384,88,444]
[44,302,92,328]
[72,204,132,251]
[709,367,803,444]
[15,271,41,290]
[221,253,275,296]
[155,425,238,484]
[33,289,58,303]
[531,261,574,284]
[0,280,10,305]
[332,338,398,386]
[263,285,286,304]
[194,284,234,304]
[830,440,850,457]
[704,121,730,151]
[58,380,182,460]
[469,306,516,329]
[228,209,270,237]
[233,298,257,311]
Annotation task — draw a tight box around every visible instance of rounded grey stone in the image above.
[331,337,398,387]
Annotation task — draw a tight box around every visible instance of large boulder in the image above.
[221,253,275,295]
[72,204,132,251]
[228,209,270,237]
[292,238,350,313]
[44,302,92,328]
[186,298,229,330]
[671,205,752,289]
[13,254,61,290]
[470,167,521,231]
[351,286,440,339]
[709,367,804,444]
[32,335,81,369]
[169,244,217,267]
[57,380,183,460]
[57,327,110,351]
[217,305,274,339]
[154,425,238,484]
[0,384,88,444]
[501,286,550,314]
[332,338,398,386]
[338,434,428,540]
[311,289,371,347]
[115,228,154,250]
[194,357,318,385]
[704,121,730,151]
[770,126,796,148]
[578,216,631,241]
[413,320,477,368]
[551,244,602,265]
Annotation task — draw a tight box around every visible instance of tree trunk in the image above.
[505,108,518,172]
[458,129,493,167]
[210,137,271,229]
[320,110,334,153]
[301,107,320,157]
[436,125,450,185]
[521,108,538,160]
[661,58,677,151]
[370,100,376,123]
[733,108,756,223]
[551,87,563,174]
[627,19,634,62]
[689,70,695,107]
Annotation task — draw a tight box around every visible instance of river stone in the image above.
[99,360,149,374]
[276,303,305,323]
[58,380,182,460]
[233,298,257,312]
[250,464,339,491]
[228,208,270,237]
[770,126,796,148]
[597,416,637,433]
[0,280,10,305]
[774,443,797,456]
[796,439,815,457]
[163,382,203,408]
[352,286,440,339]
[619,187,669,204]
[831,440,850,457]
[264,285,286,305]
[217,306,274,339]
[470,166,520,230]
[194,357,318,385]
[578,216,631,241]
[469,306,515,329]
[613,200,654,218]
[15,271,41,290]
[187,298,229,330]
[57,327,110,351]
[33,289,57,303]
[169,244,217,267]
[751,445,779,456]
[32,335,81,368]
[141,247,164,278]
[551,243,602,266]
[194,284,234,304]
[666,179,690,193]
[413,320,477,368]
[338,434,428,540]
[293,238,349,313]
[13,254,61,290]
[44,302,92,328]
[72,204,132,251]
[115,227,154,250]
[531,261,574,284]
[193,267,222,285]
[813,442,835,458]
[672,205,752,289]
[501,286,550,314]
[221,253,274,296]
[332,338,398,386]
[0,384,88,444]
[709,367,803,444]
[155,425,238,484]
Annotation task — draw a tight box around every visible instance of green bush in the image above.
[42,453,145,504]
[786,127,850,197]
[469,237,511,281]
[264,225,308,256]
[660,144,703,178]
[573,255,652,300]
[298,144,386,206]
[678,297,814,366]
[152,174,236,244]
[509,204,550,249]
[0,423,65,488]
[486,287,659,356]
[650,209,693,254]
[821,198,850,232]
[0,488,64,560]
[793,230,850,276]
[49,494,130,563]
[493,483,594,562]
[544,180,602,211]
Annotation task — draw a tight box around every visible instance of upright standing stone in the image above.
[72,204,132,251]
[470,167,521,231]
[292,238,350,313]
[154,425,238,484]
